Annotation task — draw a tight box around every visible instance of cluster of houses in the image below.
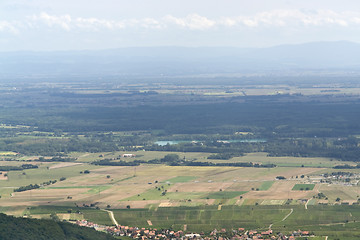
[309,172,360,186]
[75,220,312,239]
[209,228,310,240]
[76,220,186,238]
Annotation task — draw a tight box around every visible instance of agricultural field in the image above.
[0,150,359,239]
[0,154,359,210]
[212,152,356,168]
[18,204,360,239]
[68,151,211,163]
[110,205,360,239]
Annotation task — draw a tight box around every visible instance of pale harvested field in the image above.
[168,182,233,193]
[87,184,158,208]
[243,181,315,200]
[159,202,172,207]
[118,200,160,208]
[49,162,83,169]
[192,167,324,182]
[1,188,91,207]
[136,165,237,178]
[90,165,170,184]
[30,214,50,219]
[319,184,360,202]
[0,172,8,180]
[58,213,71,220]
[13,188,88,198]
[260,199,286,205]
[0,161,41,166]
[226,181,262,191]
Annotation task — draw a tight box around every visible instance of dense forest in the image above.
[2,100,360,136]
[0,213,115,240]
[92,154,276,168]
[1,82,360,162]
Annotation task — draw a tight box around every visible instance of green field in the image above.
[292,184,315,190]
[164,176,197,183]
[27,206,113,226]
[259,181,274,190]
[17,204,360,239]
[109,205,360,239]
[124,188,205,201]
[202,191,247,199]
[113,205,287,231]
[0,163,101,197]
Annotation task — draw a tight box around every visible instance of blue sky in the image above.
[1,0,360,51]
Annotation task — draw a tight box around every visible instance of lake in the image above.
[155,139,266,146]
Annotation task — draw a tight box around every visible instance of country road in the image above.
[269,208,293,229]
[305,198,311,209]
[282,208,293,221]
[102,209,119,226]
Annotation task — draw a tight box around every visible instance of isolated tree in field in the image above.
[161,154,180,163]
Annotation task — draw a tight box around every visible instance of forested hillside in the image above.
[0,213,115,240]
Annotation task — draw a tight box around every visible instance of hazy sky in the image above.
[1,0,360,51]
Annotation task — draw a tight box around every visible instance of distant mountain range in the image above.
[1,41,360,80]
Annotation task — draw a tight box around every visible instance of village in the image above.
[75,219,313,240]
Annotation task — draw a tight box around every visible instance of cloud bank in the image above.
[1,9,360,34]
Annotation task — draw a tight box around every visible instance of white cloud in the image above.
[0,20,19,34]
[75,17,122,31]
[7,10,360,34]
[29,13,165,31]
[217,9,358,28]
[141,18,164,29]
[32,12,72,31]
[164,14,215,30]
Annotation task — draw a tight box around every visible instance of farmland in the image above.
[0,80,360,239]
[20,204,360,239]
[0,154,359,230]
[0,151,359,208]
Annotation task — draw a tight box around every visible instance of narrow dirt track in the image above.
[102,209,119,226]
